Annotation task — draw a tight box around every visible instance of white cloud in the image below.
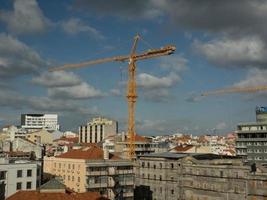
[234,68,267,87]
[0,33,47,78]
[32,71,82,87]
[160,54,188,72]
[0,90,96,115]
[110,88,122,96]
[48,82,104,99]
[61,18,105,39]
[138,72,180,89]
[193,36,267,67]
[0,0,50,35]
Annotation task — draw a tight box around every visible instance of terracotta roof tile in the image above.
[56,145,119,160]
[171,145,194,152]
[6,191,108,200]
[54,136,79,143]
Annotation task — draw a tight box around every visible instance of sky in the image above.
[0,0,267,135]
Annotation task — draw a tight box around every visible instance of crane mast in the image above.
[49,34,176,159]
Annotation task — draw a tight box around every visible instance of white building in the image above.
[21,114,60,131]
[0,155,41,199]
[79,117,118,143]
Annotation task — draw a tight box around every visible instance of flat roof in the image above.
[139,152,240,160]
[237,122,267,126]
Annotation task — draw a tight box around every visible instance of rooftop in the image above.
[171,145,194,152]
[139,152,240,160]
[56,144,120,160]
[40,178,65,191]
[6,191,108,200]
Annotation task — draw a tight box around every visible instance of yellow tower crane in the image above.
[201,85,267,96]
[49,34,176,159]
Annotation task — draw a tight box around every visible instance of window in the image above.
[171,163,174,169]
[160,175,162,181]
[153,164,156,169]
[27,170,32,177]
[78,177,80,182]
[220,171,223,177]
[26,182,32,189]
[16,182,22,190]
[171,189,174,194]
[142,162,145,167]
[160,163,162,169]
[147,162,150,168]
[37,168,40,176]
[0,171,5,180]
[72,176,74,181]
[154,175,156,180]
[17,170,22,178]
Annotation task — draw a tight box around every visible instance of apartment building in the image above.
[115,134,157,159]
[236,106,267,164]
[0,155,41,199]
[21,114,59,131]
[79,117,118,143]
[44,144,134,200]
[135,152,267,200]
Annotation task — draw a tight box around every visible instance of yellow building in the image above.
[44,145,134,200]
[26,129,53,145]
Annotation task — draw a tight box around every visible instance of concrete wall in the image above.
[0,161,41,199]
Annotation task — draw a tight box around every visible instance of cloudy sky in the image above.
[0,0,267,135]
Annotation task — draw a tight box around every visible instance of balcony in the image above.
[86,171,107,176]
[108,167,116,175]
[86,182,108,188]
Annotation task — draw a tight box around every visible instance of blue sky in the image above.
[0,0,267,135]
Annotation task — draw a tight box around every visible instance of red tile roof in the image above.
[171,145,194,152]
[6,191,108,200]
[56,145,119,160]
[54,136,79,143]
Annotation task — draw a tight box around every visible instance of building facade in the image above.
[135,153,267,200]
[79,117,118,143]
[44,145,134,200]
[236,107,267,164]
[21,114,59,131]
[0,155,41,199]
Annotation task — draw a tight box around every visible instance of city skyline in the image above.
[1,0,267,135]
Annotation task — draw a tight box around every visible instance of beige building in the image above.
[79,117,118,143]
[115,134,157,159]
[44,144,134,200]
[135,152,267,200]
[169,144,212,154]
[26,129,53,145]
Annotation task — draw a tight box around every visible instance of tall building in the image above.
[0,154,41,199]
[79,117,118,143]
[21,114,60,131]
[44,144,134,200]
[135,152,267,200]
[236,106,267,164]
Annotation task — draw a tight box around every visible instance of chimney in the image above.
[103,143,109,160]
[104,148,109,160]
